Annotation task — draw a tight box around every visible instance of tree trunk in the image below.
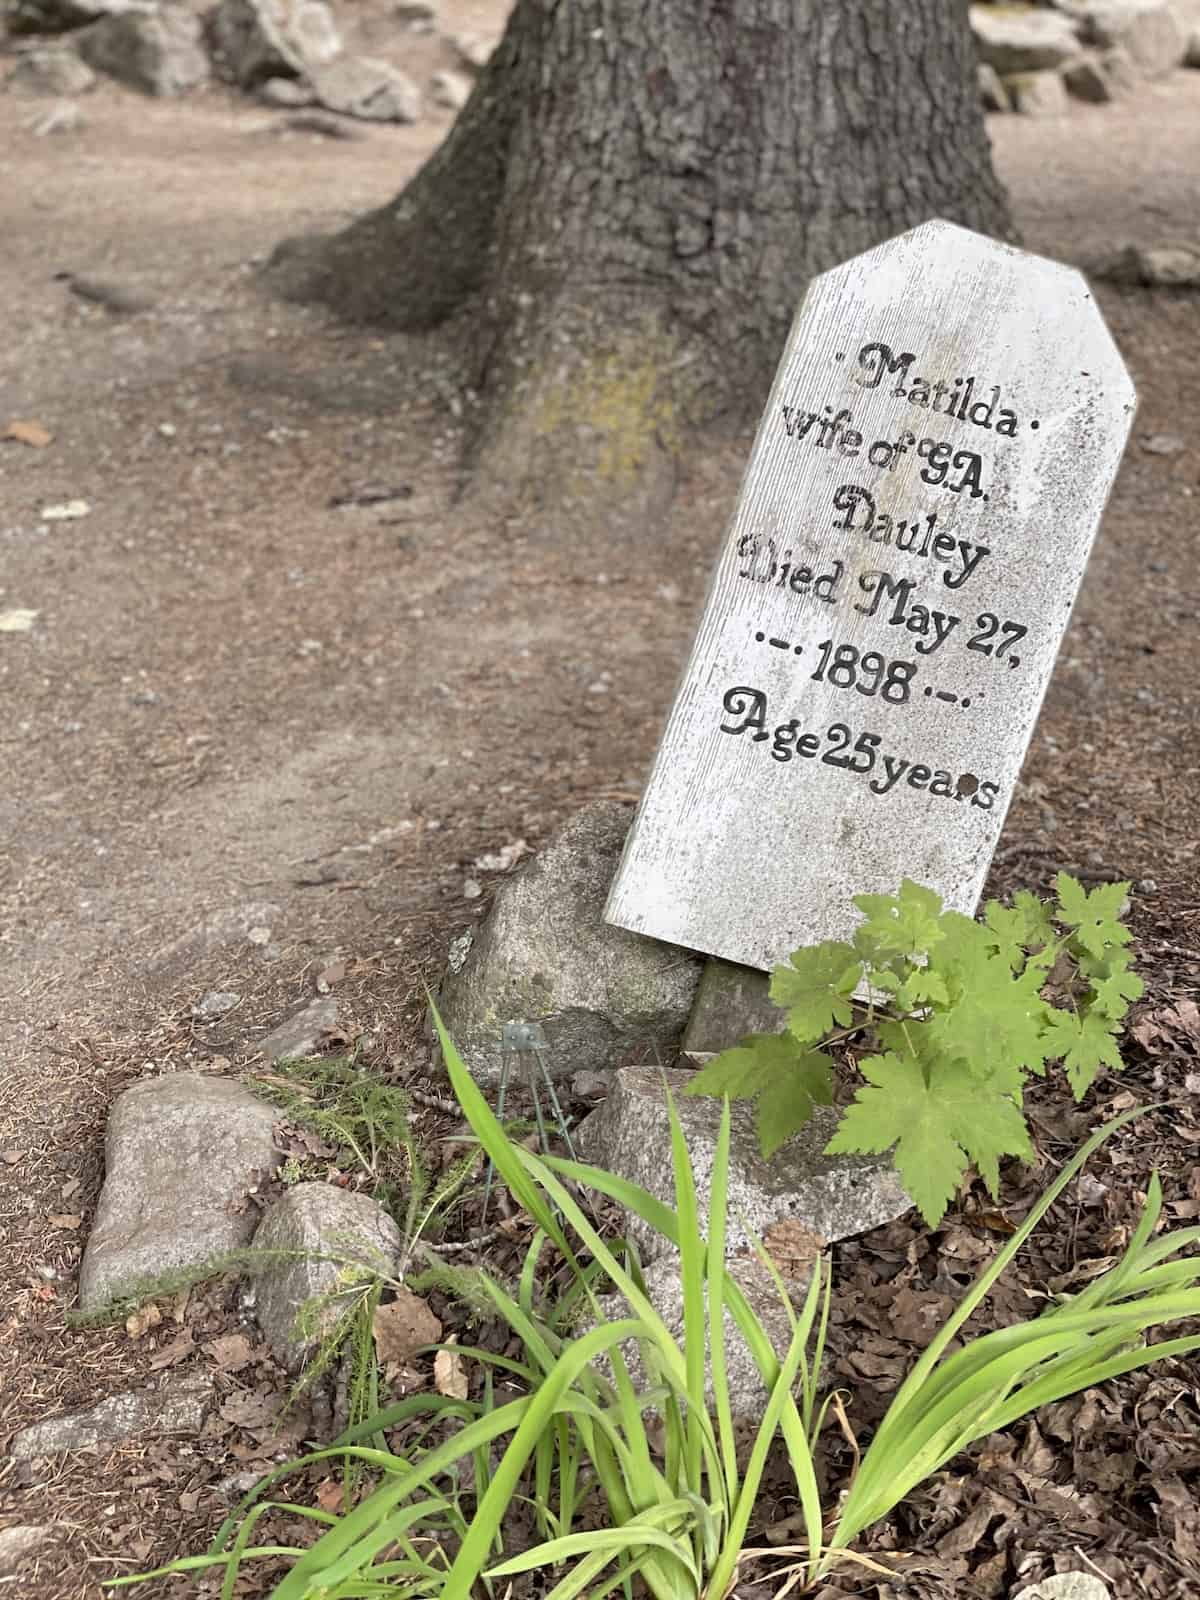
[267,0,1013,520]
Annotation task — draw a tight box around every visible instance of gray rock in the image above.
[435,803,703,1086]
[577,1066,911,1265]
[7,47,97,95]
[681,958,785,1060]
[5,0,133,35]
[0,1525,58,1574]
[78,1073,282,1312]
[192,989,241,1021]
[1084,0,1185,74]
[249,1183,401,1371]
[259,72,314,104]
[596,1252,810,1418]
[257,996,339,1061]
[969,5,1082,74]
[76,8,210,96]
[1105,240,1200,283]
[65,273,154,313]
[429,67,471,109]
[9,1377,212,1458]
[310,54,422,121]
[978,61,1012,111]
[1063,55,1116,98]
[449,29,497,73]
[206,0,341,89]
[1008,68,1072,114]
[1013,1575,1111,1600]
[1099,43,1141,89]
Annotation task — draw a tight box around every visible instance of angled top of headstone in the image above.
[607,220,1135,970]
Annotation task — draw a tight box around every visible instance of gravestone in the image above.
[607,220,1135,972]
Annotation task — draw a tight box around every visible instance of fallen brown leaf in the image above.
[434,1336,468,1401]
[204,1332,256,1371]
[149,1330,196,1371]
[3,419,53,448]
[374,1290,441,1370]
[315,1477,346,1513]
[126,1303,163,1338]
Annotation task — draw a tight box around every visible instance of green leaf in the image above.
[769,943,861,1043]
[1087,955,1145,1020]
[685,1035,833,1158]
[1043,1009,1125,1099]
[1054,874,1133,961]
[852,878,947,962]
[983,891,1055,971]
[929,938,1051,1086]
[826,1053,1032,1226]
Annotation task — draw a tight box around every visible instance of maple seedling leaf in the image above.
[769,941,861,1043]
[1054,874,1133,961]
[685,1033,834,1158]
[1088,957,1145,1019]
[826,1052,1033,1226]
[1043,1009,1125,1098]
[853,878,947,962]
[984,891,1056,971]
[929,940,1051,1087]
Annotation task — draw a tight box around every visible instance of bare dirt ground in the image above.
[1,22,1199,1598]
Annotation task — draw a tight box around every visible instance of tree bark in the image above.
[267,0,1013,518]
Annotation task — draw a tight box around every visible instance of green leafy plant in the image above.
[688,874,1142,1225]
[112,1014,1200,1599]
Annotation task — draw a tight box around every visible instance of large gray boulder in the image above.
[9,1377,212,1458]
[206,0,341,88]
[1083,0,1186,73]
[249,1183,401,1371]
[577,1066,911,1264]
[968,5,1082,74]
[79,1073,282,1312]
[435,803,703,1086]
[4,0,134,35]
[76,7,210,95]
[1008,68,1072,114]
[309,55,422,121]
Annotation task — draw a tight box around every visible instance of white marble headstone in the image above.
[606,221,1135,970]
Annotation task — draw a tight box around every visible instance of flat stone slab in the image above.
[256,996,339,1062]
[607,222,1134,971]
[79,1073,282,1312]
[577,1066,910,1263]
[9,1376,212,1457]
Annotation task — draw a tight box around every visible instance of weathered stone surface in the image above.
[79,1073,281,1311]
[1100,43,1142,87]
[1013,1575,1111,1600]
[5,0,131,35]
[153,901,282,975]
[207,0,341,88]
[596,1252,810,1417]
[577,1067,911,1264]
[1105,240,1200,284]
[249,1183,401,1371]
[309,55,421,121]
[429,67,471,109]
[259,72,314,105]
[681,958,784,1059]
[969,5,1082,74]
[1009,68,1072,113]
[1063,55,1116,98]
[0,1525,58,1575]
[76,8,210,96]
[978,61,1012,110]
[9,1377,212,1457]
[192,989,241,1021]
[449,29,497,73]
[436,803,702,1086]
[256,996,339,1061]
[606,223,1136,971]
[7,46,97,95]
[1084,0,1185,74]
